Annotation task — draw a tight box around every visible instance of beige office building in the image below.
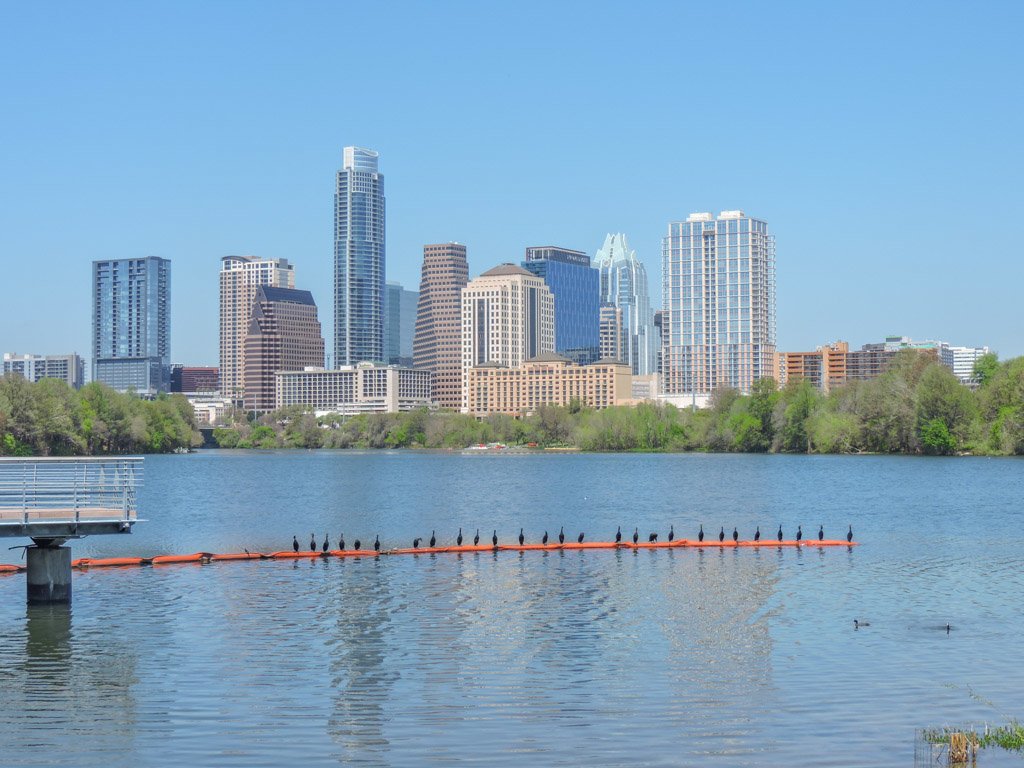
[461,264,555,412]
[467,355,632,416]
[220,255,295,402]
[413,243,468,410]
[275,363,432,415]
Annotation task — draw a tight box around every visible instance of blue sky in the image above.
[2,1,1022,365]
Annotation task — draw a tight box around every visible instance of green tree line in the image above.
[212,351,1024,456]
[0,376,201,455]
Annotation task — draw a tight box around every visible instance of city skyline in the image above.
[2,3,1022,365]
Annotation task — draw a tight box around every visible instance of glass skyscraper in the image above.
[92,256,171,394]
[595,234,656,375]
[384,281,418,367]
[661,211,776,396]
[522,246,600,364]
[334,147,385,366]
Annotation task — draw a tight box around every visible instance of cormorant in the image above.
[413,538,421,549]
[649,532,658,542]
[457,527,463,546]
[558,527,565,544]
[777,525,783,542]
[354,539,362,551]
[632,528,639,544]
[668,525,674,542]
[474,529,480,546]
[754,526,761,542]
[946,623,951,634]
[293,536,299,553]
[519,528,525,546]
[374,535,381,552]
[430,530,436,548]
[339,533,345,551]
[847,525,853,543]
[796,525,803,542]
[491,530,498,547]
[542,531,549,545]
[577,532,584,543]
[732,527,739,543]
[698,525,704,543]
[310,534,316,552]
[322,534,329,553]
[719,527,725,543]
[818,525,824,541]
[615,526,622,544]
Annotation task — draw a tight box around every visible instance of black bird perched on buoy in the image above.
[558,526,565,544]
[374,535,381,552]
[847,525,853,543]
[796,525,803,542]
[633,528,639,544]
[615,526,622,544]
[777,525,783,542]
[519,528,525,546]
[354,539,362,551]
[698,525,704,542]
[430,530,436,548]
[732,527,739,543]
[491,530,498,547]
[293,535,299,553]
[818,525,824,542]
[542,530,549,545]
[474,529,480,546]
[310,533,316,552]
[578,531,584,543]
[322,534,330,553]
[413,537,421,549]
[457,527,463,546]
[649,532,658,542]
[754,526,760,542]
[719,527,725,543]
[668,525,674,543]
[339,533,345,551]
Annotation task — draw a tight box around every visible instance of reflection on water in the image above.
[0,452,1023,766]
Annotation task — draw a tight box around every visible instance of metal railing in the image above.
[0,457,143,526]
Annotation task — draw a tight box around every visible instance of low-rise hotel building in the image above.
[466,355,632,417]
[275,363,432,416]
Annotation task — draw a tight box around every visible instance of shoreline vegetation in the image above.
[2,350,1022,457]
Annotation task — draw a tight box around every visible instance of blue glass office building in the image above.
[334,147,385,365]
[522,247,600,364]
[92,256,171,394]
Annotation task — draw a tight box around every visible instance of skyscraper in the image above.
[220,255,295,402]
[595,234,656,375]
[598,303,624,362]
[662,211,776,397]
[243,286,325,413]
[2,353,85,389]
[460,264,554,412]
[92,256,170,394]
[334,146,385,366]
[413,242,469,410]
[384,281,419,367]
[522,246,600,364]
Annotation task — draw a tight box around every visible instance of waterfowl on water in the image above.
[310,534,317,552]
[777,525,783,542]
[668,525,674,543]
[847,525,853,543]
[577,532,584,543]
[542,531,549,545]
[796,525,803,542]
[339,534,345,551]
[413,538,421,549]
[354,539,361,551]
[374,535,381,552]
[519,528,525,546]
[430,531,436,548]
[853,619,870,629]
[474,529,480,546]
[648,532,658,542]
[818,525,824,541]
[491,530,498,547]
[719,527,725,543]
[698,525,704,542]
[457,528,463,546]
[293,536,299,553]
[754,526,761,542]
[322,534,329,553]
[615,526,622,544]
[632,528,639,544]
[558,527,565,545]
[732,527,739,543]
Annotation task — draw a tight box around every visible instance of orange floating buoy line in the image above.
[0,536,858,575]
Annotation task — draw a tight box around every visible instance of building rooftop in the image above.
[525,353,572,364]
[256,286,316,306]
[479,263,534,278]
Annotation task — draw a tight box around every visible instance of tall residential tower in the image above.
[595,234,656,375]
[334,147,385,366]
[92,256,171,394]
[662,211,776,397]
[413,242,469,410]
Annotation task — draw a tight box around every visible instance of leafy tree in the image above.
[973,353,999,388]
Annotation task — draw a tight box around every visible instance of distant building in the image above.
[384,281,418,367]
[275,364,432,415]
[595,234,656,375]
[188,396,234,426]
[466,355,632,417]
[219,255,294,403]
[92,256,171,395]
[334,147,385,366]
[2,353,85,389]
[631,373,660,401]
[522,246,600,364]
[779,341,850,392]
[599,303,624,363]
[243,286,325,413]
[413,243,469,410]
[653,309,665,375]
[461,264,555,413]
[170,365,220,394]
[662,211,776,397]
[940,344,990,387]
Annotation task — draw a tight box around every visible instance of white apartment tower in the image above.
[461,264,555,412]
[662,211,776,396]
[219,255,295,402]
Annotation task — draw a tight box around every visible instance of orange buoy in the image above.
[269,550,324,559]
[0,564,24,574]
[73,557,148,568]
[328,550,380,557]
[151,553,209,565]
[210,552,265,561]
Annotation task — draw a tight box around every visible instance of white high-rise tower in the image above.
[595,234,656,376]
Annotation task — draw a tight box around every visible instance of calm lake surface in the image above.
[1,451,1023,766]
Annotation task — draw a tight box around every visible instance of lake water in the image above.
[1,451,1022,766]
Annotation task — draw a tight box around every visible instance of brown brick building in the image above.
[412,243,468,410]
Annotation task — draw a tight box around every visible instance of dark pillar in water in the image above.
[26,545,72,604]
